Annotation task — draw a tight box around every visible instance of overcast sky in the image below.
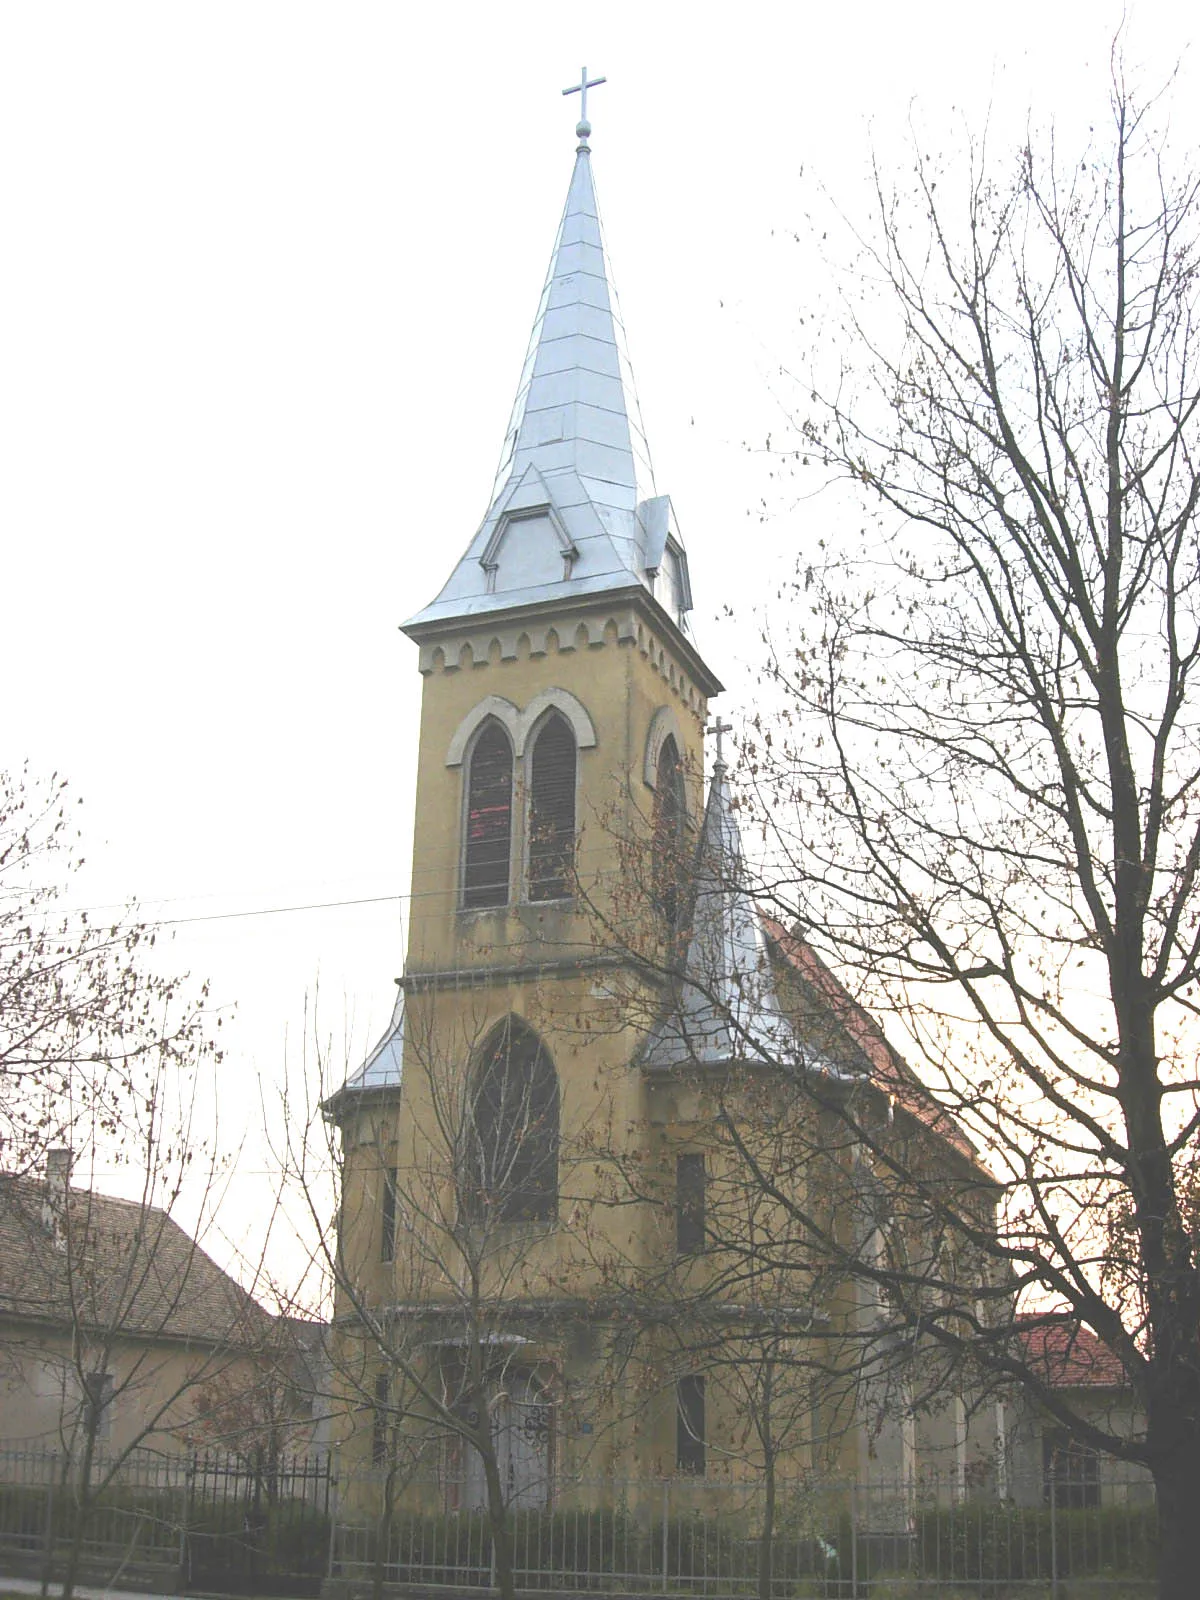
[1,1,1191,1287]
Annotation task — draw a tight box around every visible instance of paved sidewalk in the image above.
[1,1580,176,1600]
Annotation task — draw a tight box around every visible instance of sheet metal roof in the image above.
[642,765,816,1073]
[339,989,404,1095]
[405,137,692,638]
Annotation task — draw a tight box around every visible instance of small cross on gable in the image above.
[706,718,734,772]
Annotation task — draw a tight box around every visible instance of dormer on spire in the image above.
[404,85,698,645]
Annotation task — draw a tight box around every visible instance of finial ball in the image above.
[576,119,591,140]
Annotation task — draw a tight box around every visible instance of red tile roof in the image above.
[1017,1318,1128,1389]
[761,915,984,1169]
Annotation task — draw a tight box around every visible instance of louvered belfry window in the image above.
[467,1017,559,1223]
[463,721,513,908]
[528,714,576,901]
[653,736,687,929]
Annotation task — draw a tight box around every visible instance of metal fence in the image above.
[329,1468,1157,1596]
[0,1445,331,1595]
[0,1449,1158,1596]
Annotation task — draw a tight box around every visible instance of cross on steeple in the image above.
[707,718,734,772]
[562,67,606,145]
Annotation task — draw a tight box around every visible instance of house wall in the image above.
[0,1326,299,1460]
[1005,1389,1154,1506]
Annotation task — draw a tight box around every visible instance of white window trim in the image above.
[446,689,596,768]
[644,704,685,789]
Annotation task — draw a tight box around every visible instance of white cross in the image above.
[707,718,734,769]
[562,67,606,129]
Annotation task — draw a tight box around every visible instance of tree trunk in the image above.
[480,1446,516,1600]
[757,1455,777,1600]
[371,1462,399,1600]
[60,1432,96,1600]
[1153,1444,1200,1600]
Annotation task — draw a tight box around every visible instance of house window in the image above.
[467,1018,559,1223]
[372,1371,390,1465]
[82,1370,114,1443]
[381,1166,397,1263]
[1043,1428,1100,1508]
[653,736,686,929]
[676,1154,706,1256]
[676,1375,706,1475]
[528,714,576,901]
[463,722,513,908]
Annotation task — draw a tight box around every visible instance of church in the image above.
[324,80,1003,1533]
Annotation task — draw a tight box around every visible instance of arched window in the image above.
[653,736,687,929]
[528,714,577,902]
[466,1018,559,1222]
[463,721,513,909]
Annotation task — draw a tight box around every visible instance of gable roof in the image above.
[1016,1317,1129,1390]
[762,916,983,1168]
[639,766,984,1176]
[0,1174,272,1349]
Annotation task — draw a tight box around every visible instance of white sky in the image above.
[1,0,1191,1291]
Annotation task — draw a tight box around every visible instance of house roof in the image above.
[0,1174,273,1348]
[1017,1317,1129,1390]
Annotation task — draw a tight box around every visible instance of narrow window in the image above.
[653,736,686,929]
[381,1166,397,1263]
[676,1375,706,1475]
[467,1018,559,1223]
[675,1153,706,1256]
[528,714,576,901]
[464,722,513,908]
[372,1371,390,1465]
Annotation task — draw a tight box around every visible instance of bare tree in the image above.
[734,64,1200,1599]
[0,1090,276,1600]
[0,767,283,1600]
[0,766,214,1175]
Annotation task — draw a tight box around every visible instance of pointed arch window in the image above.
[528,714,577,902]
[653,735,687,930]
[463,721,514,909]
[466,1018,559,1223]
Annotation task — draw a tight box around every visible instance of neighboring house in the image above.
[0,1150,304,1462]
[1006,1319,1154,1507]
[323,105,1009,1522]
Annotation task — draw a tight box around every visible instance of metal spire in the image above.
[403,74,704,648]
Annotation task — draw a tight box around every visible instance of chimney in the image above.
[42,1146,72,1245]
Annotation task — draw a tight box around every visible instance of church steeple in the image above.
[405,92,695,642]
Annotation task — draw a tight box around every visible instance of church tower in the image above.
[400,107,721,979]
[328,85,726,1499]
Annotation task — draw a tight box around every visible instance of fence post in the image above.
[1049,1466,1058,1600]
[325,1474,339,1582]
[849,1481,858,1600]
[661,1480,670,1584]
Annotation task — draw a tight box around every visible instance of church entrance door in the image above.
[464,1372,552,1510]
